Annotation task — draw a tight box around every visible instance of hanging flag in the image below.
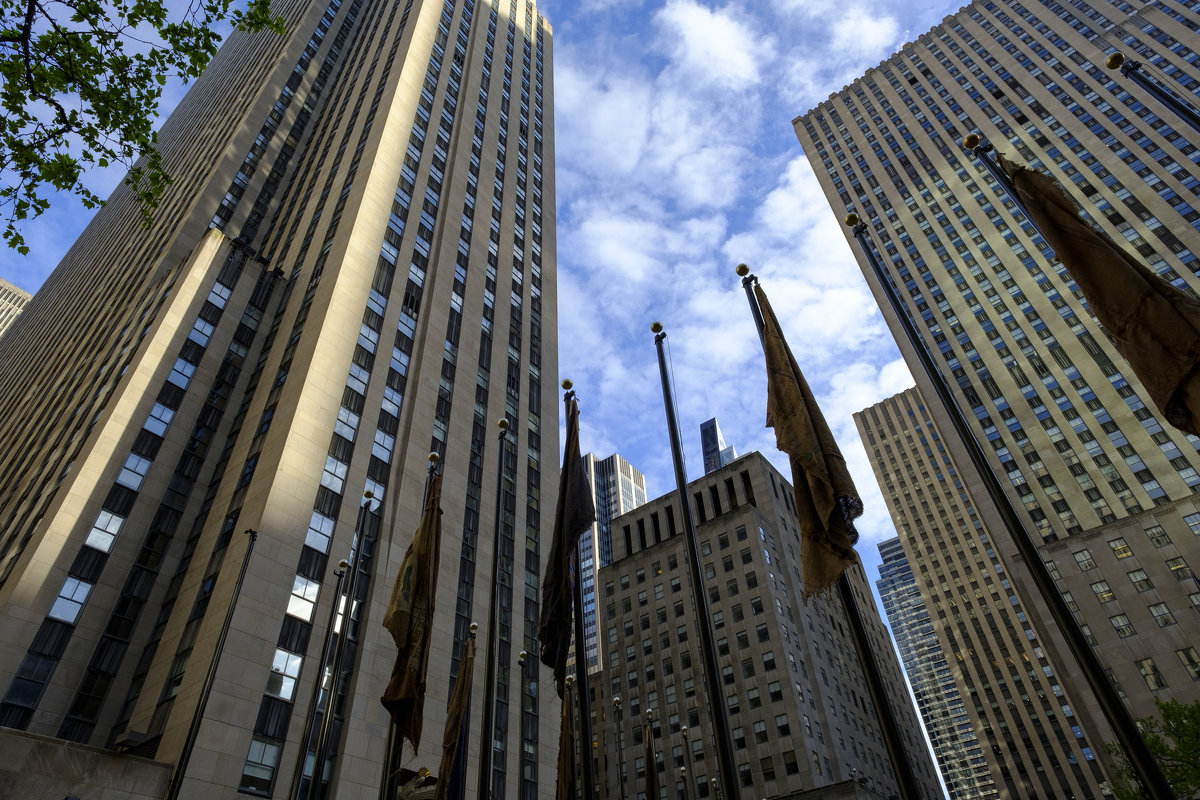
[754,283,862,597]
[998,153,1200,435]
[433,634,475,800]
[555,686,577,800]
[538,394,596,696]
[643,716,660,800]
[381,473,444,754]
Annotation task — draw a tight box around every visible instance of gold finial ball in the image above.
[519,649,528,663]
[469,622,479,634]
[650,321,663,334]
[339,559,350,569]
[735,263,749,276]
[497,418,509,430]
[428,452,439,463]
[844,212,860,227]
[566,674,575,687]
[963,133,981,149]
[1106,52,1125,70]
[418,767,430,778]
[363,490,374,499]
[561,378,573,390]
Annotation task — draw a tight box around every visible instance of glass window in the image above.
[85,510,125,552]
[48,577,93,623]
[1090,580,1115,603]
[1145,525,1171,547]
[306,511,335,553]
[1073,549,1096,570]
[287,575,319,621]
[1137,657,1166,690]
[1177,647,1200,680]
[144,402,175,436]
[239,735,281,795]
[1167,557,1193,580]
[116,453,152,489]
[1128,569,1153,591]
[1185,513,1200,536]
[1110,614,1134,637]
[1149,603,1176,627]
[1108,537,1133,558]
[266,649,303,700]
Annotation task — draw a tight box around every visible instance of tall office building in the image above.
[0,0,558,798]
[578,452,646,670]
[797,1,1200,795]
[700,417,738,474]
[876,534,996,800]
[591,452,942,800]
[0,277,31,339]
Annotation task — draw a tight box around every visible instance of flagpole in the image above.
[165,528,257,800]
[679,726,692,800]
[289,561,347,800]
[380,456,442,799]
[960,135,1031,220]
[613,695,626,800]
[478,418,510,800]
[843,215,1176,800]
[1106,52,1200,136]
[564,382,599,800]
[312,492,374,800]
[650,322,740,800]
[736,268,923,800]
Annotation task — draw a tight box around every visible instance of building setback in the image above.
[0,0,558,798]
[876,533,996,799]
[579,453,647,671]
[590,452,942,800]
[796,0,1200,796]
[0,277,31,340]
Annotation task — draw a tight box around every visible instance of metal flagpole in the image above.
[290,562,347,800]
[736,268,923,800]
[613,695,626,800]
[311,493,374,799]
[165,528,258,800]
[679,726,692,800]
[565,382,599,800]
[1106,52,1200,136]
[650,323,740,800]
[844,213,1175,800]
[478,418,510,800]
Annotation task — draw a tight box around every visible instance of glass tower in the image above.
[0,0,558,797]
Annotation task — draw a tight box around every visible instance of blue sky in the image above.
[1,0,963,598]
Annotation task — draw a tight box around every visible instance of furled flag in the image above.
[381,473,444,754]
[755,283,862,597]
[433,633,475,800]
[998,152,1200,435]
[643,715,660,800]
[538,393,596,696]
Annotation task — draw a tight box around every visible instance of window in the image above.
[1128,569,1153,591]
[239,735,281,795]
[761,755,776,781]
[768,681,783,702]
[1185,513,1200,536]
[1145,525,1171,547]
[1150,602,1176,627]
[1091,580,1115,603]
[732,726,745,748]
[266,649,302,700]
[756,623,770,642]
[1137,657,1166,689]
[1073,549,1096,570]
[306,511,335,553]
[753,720,768,743]
[1110,614,1134,637]
[86,510,125,553]
[747,687,761,708]
[1108,537,1133,558]
[1167,557,1193,580]
[320,456,348,493]
[116,453,152,489]
[144,402,175,436]
[287,575,319,621]
[775,713,790,735]
[49,577,93,623]
[1178,647,1200,680]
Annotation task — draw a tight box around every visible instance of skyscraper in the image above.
[590,452,942,799]
[0,0,557,797]
[700,417,738,475]
[579,452,646,670]
[798,0,1200,795]
[0,277,30,339]
[876,534,996,800]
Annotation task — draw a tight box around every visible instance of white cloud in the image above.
[830,7,900,58]
[655,1,767,88]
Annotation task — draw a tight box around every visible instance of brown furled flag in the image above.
[555,686,577,800]
[538,394,597,696]
[998,152,1200,435]
[433,634,475,800]
[755,283,862,597]
[381,473,444,755]
[643,715,660,800]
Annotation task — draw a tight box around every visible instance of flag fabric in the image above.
[538,394,596,697]
[433,635,475,800]
[998,152,1200,435]
[643,717,660,800]
[381,473,444,754]
[754,283,862,597]
[555,687,577,800]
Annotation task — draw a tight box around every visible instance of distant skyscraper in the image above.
[579,453,646,670]
[0,0,559,797]
[700,417,738,474]
[799,0,1200,795]
[591,452,942,799]
[0,278,31,339]
[877,535,996,800]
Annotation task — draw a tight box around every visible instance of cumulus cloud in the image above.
[655,1,768,88]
